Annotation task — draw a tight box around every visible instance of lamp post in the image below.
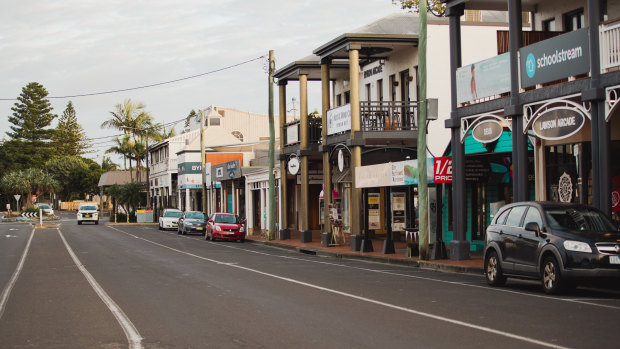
[200,109,207,216]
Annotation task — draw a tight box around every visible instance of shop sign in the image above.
[286,123,299,145]
[327,104,351,135]
[520,28,590,88]
[472,120,503,143]
[367,193,381,230]
[532,108,585,141]
[288,157,300,175]
[612,188,620,214]
[558,172,573,203]
[434,157,452,183]
[465,158,491,182]
[456,53,510,104]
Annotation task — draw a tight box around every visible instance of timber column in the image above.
[278,80,290,239]
[349,47,363,240]
[321,58,332,247]
[299,73,312,243]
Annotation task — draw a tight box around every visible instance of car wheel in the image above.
[177,227,181,235]
[542,256,565,294]
[95,220,99,225]
[239,239,245,243]
[77,221,82,225]
[159,224,162,230]
[485,250,506,286]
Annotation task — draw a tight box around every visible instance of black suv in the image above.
[484,202,620,294]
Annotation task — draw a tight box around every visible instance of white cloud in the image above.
[0,0,402,163]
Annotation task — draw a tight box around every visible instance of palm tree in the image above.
[105,135,135,180]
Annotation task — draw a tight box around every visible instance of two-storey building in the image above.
[443,0,620,260]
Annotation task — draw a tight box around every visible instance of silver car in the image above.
[177,211,206,235]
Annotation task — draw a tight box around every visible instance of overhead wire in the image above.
[0,55,267,101]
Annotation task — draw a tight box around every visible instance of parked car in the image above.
[484,201,620,294]
[206,213,245,242]
[177,211,206,235]
[159,209,183,230]
[77,203,99,225]
[36,203,54,216]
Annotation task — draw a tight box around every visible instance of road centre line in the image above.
[57,228,143,349]
[0,228,35,320]
[109,226,571,349]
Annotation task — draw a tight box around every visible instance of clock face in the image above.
[558,172,573,203]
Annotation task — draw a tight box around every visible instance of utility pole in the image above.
[146,130,150,209]
[200,109,207,215]
[268,50,276,240]
[418,0,430,260]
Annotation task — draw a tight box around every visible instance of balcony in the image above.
[360,101,419,132]
[601,19,620,72]
[283,118,322,149]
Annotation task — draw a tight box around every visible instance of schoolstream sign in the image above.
[532,108,585,140]
[520,28,590,87]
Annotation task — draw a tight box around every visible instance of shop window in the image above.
[545,143,591,204]
[543,18,556,32]
[564,8,584,31]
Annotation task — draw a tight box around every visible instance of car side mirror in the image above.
[524,222,541,237]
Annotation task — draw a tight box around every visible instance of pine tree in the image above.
[6,82,57,169]
[53,101,89,156]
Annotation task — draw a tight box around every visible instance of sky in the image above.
[0,0,404,164]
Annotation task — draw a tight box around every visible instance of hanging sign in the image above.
[338,149,344,172]
[288,157,300,175]
[558,172,573,203]
[532,108,585,141]
[472,120,503,143]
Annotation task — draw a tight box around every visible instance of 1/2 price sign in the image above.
[434,157,452,183]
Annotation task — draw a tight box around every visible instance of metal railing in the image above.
[601,19,620,72]
[360,101,419,131]
[283,119,322,146]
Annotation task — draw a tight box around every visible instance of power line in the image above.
[85,116,187,142]
[0,55,266,101]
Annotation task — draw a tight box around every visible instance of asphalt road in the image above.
[1,212,620,348]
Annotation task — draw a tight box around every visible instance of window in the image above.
[389,74,396,102]
[543,18,556,31]
[377,79,384,102]
[505,206,526,227]
[344,91,350,104]
[366,83,371,102]
[564,8,584,31]
[336,94,342,107]
[495,208,510,225]
[522,207,543,228]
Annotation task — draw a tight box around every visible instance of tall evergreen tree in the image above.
[53,101,89,156]
[5,82,57,169]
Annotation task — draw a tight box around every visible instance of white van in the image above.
[77,203,99,225]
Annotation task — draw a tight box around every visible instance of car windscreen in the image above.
[38,204,50,209]
[545,208,618,232]
[214,214,239,224]
[164,211,183,218]
[80,206,97,211]
[186,212,205,220]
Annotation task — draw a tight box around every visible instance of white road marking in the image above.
[0,228,35,319]
[109,226,570,348]
[151,227,620,310]
[57,228,143,349]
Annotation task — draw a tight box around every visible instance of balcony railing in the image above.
[360,101,418,131]
[283,119,322,147]
[601,19,620,72]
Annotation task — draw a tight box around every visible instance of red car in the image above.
[206,213,245,242]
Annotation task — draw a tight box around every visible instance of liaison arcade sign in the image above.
[520,28,590,88]
[532,108,585,141]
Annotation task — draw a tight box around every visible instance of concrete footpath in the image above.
[245,231,485,276]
